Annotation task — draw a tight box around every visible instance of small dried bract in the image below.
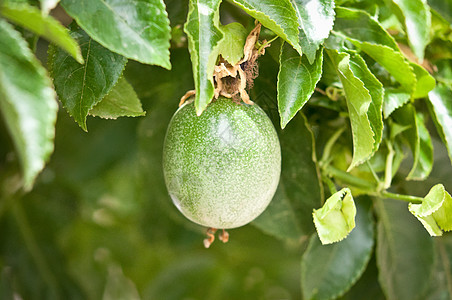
[180,22,271,107]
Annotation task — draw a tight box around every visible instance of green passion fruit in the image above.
[163,97,281,229]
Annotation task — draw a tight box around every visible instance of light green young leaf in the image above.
[429,84,452,164]
[348,51,383,152]
[61,0,171,69]
[89,77,145,119]
[231,0,302,55]
[393,104,433,180]
[302,200,374,300]
[41,0,59,15]
[277,43,323,128]
[313,188,356,244]
[411,63,436,99]
[326,49,375,170]
[391,0,431,60]
[49,24,127,131]
[0,2,82,63]
[0,19,58,191]
[290,0,335,64]
[184,0,223,115]
[383,88,411,118]
[253,114,322,239]
[218,22,247,65]
[376,199,435,300]
[334,7,399,50]
[409,184,452,236]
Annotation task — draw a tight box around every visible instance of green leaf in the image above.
[253,114,322,239]
[184,0,223,115]
[326,49,374,170]
[277,43,323,128]
[409,184,452,236]
[302,200,374,299]
[231,0,302,55]
[348,51,383,152]
[332,7,419,93]
[375,199,435,300]
[334,7,399,50]
[411,112,434,180]
[60,0,171,69]
[411,63,436,99]
[383,88,411,119]
[391,0,431,60]
[40,0,59,15]
[429,84,452,165]
[290,0,335,64]
[393,104,433,180]
[0,2,83,63]
[49,24,127,131]
[218,22,247,65]
[89,77,145,119]
[355,43,417,93]
[428,0,452,24]
[0,19,58,191]
[313,188,356,244]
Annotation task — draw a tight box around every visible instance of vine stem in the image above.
[257,35,279,53]
[323,165,423,203]
[324,165,376,191]
[378,191,423,203]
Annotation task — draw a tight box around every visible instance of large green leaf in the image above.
[428,84,452,165]
[326,49,374,170]
[0,2,82,63]
[184,0,223,115]
[393,104,433,180]
[231,0,302,55]
[348,51,383,152]
[289,0,335,64]
[428,0,452,24]
[253,114,322,239]
[391,0,431,60]
[302,200,374,300]
[89,77,145,119]
[61,0,171,69]
[49,24,127,131]
[0,19,58,191]
[357,43,417,94]
[218,22,247,65]
[332,10,417,94]
[411,63,436,99]
[383,88,411,119]
[334,7,399,50]
[432,233,452,300]
[375,199,435,300]
[277,43,323,128]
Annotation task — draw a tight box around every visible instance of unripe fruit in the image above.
[163,97,281,229]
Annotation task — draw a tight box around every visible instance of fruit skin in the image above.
[163,97,281,229]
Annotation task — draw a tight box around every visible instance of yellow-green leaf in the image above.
[313,188,356,244]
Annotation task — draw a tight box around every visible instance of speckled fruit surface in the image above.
[162,97,281,229]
